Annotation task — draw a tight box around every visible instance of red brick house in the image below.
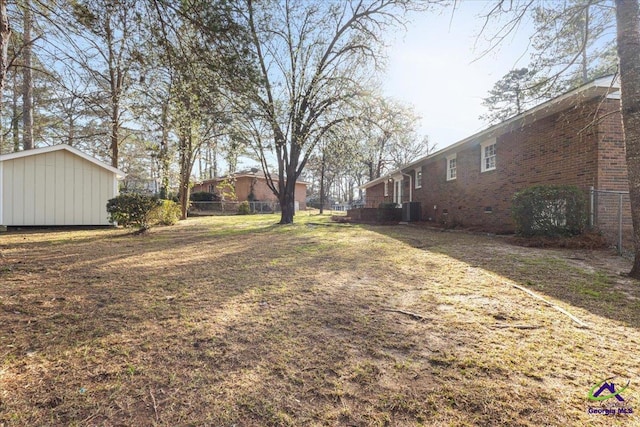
[192,169,308,210]
[361,76,627,234]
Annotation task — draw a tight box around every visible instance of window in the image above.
[446,154,457,181]
[481,140,496,172]
[384,181,388,197]
[415,168,422,189]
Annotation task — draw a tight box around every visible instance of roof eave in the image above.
[0,144,126,178]
[361,75,620,189]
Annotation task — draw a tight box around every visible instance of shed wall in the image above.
[1,149,117,226]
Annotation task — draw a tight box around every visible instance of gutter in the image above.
[360,74,620,191]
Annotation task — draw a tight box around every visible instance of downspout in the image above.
[0,160,4,227]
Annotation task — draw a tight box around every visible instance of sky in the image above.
[382,1,535,151]
[235,1,537,173]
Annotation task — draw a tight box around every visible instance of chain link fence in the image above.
[589,188,633,255]
[363,196,394,208]
[189,201,281,215]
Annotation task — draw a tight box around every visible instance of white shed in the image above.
[0,145,125,227]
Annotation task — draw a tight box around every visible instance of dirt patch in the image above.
[0,216,638,426]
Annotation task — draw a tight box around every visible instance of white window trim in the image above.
[391,174,403,205]
[446,154,457,181]
[415,168,422,189]
[481,139,497,173]
[384,181,388,197]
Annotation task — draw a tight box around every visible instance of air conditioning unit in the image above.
[402,202,422,222]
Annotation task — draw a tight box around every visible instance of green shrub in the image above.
[378,202,399,209]
[237,201,251,215]
[377,202,402,222]
[149,200,181,225]
[511,185,587,237]
[106,193,161,230]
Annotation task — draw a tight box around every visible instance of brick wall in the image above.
[364,181,390,207]
[191,176,307,209]
[405,97,624,233]
[596,98,627,191]
[294,182,307,210]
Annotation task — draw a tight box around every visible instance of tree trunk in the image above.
[177,99,196,220]
[278,171,296,224]
[616,0,640,278]
[319,153,325,214]
[211,147,217,178]
[159,100,170,199]
[581,6,590,84]
[0,0,9,108]
[67,113,74,146]
[178,128,191,220]
[11,72,19,151]
[22,0,33,150]
[279,190,295,224]
[106,14,120,168]
[110,104,119,168]
[178,137,190,220]
[179,174,190,219]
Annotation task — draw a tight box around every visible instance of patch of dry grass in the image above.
[1,215,639,426]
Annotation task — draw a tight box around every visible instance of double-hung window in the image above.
[446,154,457,181]
[415,168,422,189]
[481,140,496,172]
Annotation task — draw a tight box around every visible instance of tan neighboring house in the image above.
[192,169,308,210]
[0,144,125,227]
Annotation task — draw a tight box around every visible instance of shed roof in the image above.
[0,144,126,179]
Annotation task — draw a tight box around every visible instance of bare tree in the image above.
[236,0,420,224]
[360,96,433,180]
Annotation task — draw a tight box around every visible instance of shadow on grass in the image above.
[0,215,568,426]
[369,224,640,329]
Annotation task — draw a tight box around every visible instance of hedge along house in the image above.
[360,75,627,235]
[0,144,125,228]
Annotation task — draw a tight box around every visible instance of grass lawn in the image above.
[1,213,639,426]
